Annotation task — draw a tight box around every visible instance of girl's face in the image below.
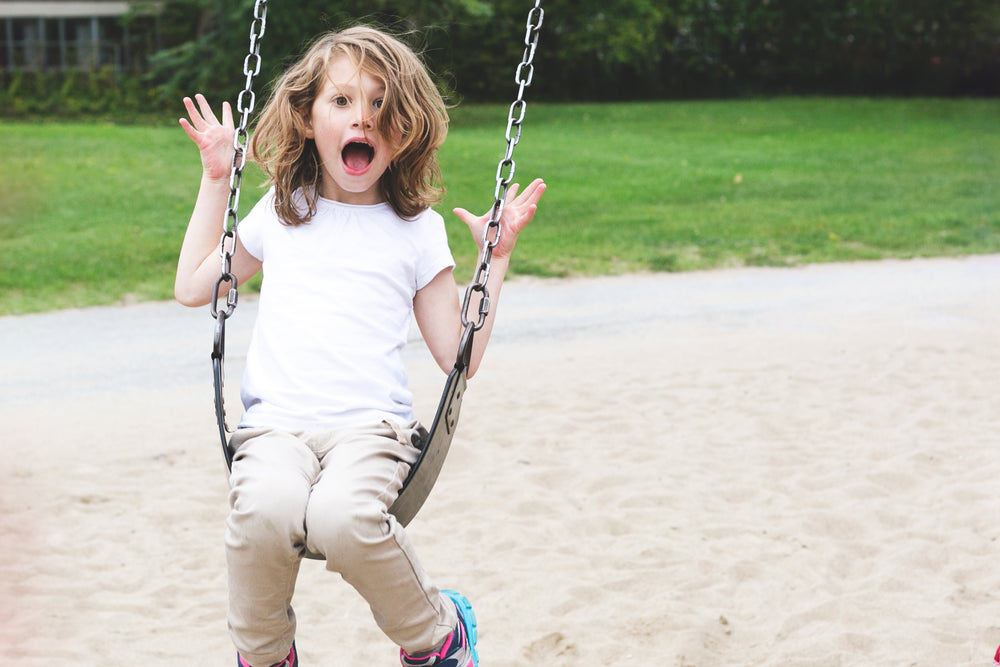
[306,56,396,205]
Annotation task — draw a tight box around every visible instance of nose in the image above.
[352,106,373,130]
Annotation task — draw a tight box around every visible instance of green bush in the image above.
[0,68,172,119]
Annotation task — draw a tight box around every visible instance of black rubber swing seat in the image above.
[387,363,467,526]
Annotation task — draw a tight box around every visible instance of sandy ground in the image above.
[1,255,998,666]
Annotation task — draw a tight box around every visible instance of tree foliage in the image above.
[141,0,997,104]
[3,0,996,118]
[141,0,501,106]
[662,0,1000,96]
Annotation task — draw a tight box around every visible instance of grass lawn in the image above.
[1,97,997,315]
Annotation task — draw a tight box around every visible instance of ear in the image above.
[303,116,315,139]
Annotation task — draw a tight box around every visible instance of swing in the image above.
[209,1,545,539]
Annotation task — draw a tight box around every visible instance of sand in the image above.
[1,255,998,666]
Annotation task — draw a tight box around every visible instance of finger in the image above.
[178,117,200,143]
[506,202,538,236]
[510,183,545,219]
[516,178,546,205]
[528,179,546,204]
[526,177,545,194]
[221,101,235,129]
[182,96,205,130]
[504,182,521,203]
[195,93,220,126]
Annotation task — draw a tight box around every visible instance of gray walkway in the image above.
[1,255,997,407]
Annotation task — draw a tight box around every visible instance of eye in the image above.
[333,95,350,107]
[372,98,384,111]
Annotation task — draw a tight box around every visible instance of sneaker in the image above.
[994,643,1000,666]
[237,640,298,667]
[400,590,479,667]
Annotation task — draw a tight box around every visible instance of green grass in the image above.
[486,97,1000,276]
[1,97,998,315]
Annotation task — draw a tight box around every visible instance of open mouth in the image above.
[342,140,375,173]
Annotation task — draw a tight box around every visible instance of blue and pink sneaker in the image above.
[400,590,479,667]
[237,640,297,667]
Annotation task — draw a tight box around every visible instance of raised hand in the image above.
[453,178,546,260]
[179,94,237,182]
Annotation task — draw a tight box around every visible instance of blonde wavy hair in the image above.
[250,26,449,224]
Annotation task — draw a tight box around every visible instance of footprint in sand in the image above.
[523,631,579,660]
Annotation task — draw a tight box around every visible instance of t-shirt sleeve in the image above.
[235,186,276,262]
[416,209,456,290]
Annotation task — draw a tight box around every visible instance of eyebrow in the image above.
[323,65,385,88]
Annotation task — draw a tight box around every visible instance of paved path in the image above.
[1,255,997,407]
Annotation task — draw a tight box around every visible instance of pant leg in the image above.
[303,421,457,654]
[226,427,317,666]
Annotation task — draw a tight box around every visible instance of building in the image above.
[0,1,158,73]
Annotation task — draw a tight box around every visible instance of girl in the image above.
[175,26,544,667]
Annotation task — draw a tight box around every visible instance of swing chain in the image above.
[460,0,544,339]
[212,0,268,324]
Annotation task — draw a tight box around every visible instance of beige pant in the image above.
[226,422,457,666]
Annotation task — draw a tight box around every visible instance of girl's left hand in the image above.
[453,178,546,260]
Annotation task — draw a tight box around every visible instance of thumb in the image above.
[452,207,479,230]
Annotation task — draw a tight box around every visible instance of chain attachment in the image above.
[458,0,544,351]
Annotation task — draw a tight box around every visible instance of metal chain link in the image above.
[459,0,544,346]
[211,0,267,452]
[212,0,268,323]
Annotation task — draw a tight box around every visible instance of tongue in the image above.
[343,143,372,171]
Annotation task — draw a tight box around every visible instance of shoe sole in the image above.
[441,589,479,667]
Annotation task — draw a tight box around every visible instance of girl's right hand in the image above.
[179,94,236,182]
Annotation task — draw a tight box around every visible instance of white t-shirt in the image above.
[235,187,455,431]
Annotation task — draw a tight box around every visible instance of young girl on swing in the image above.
[174,26,544,667]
